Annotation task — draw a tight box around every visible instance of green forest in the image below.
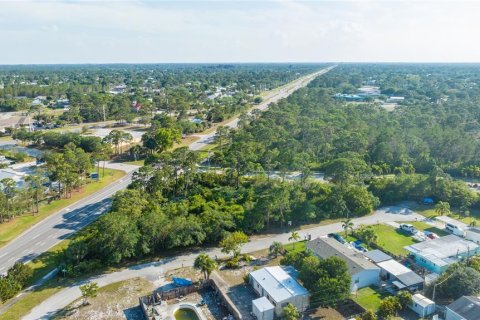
[58,64,480,273]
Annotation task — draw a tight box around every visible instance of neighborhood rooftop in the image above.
[306,237,378,274]
[412,293,434,308]
[363,249,393,263]
[447,296,480,320]
[404,235,479,267]
[249,266,308,303]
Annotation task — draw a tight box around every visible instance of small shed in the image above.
[252,297,274,320]
[408,293,435,317]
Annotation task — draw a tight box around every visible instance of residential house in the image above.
[307,237,380,292]
[249,266,309,318]
[445,296,480,320]
[404,235,480,274]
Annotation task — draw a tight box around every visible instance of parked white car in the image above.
[400,223,418,234]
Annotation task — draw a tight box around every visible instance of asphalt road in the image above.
[0,66,336,275]
[1,67,336,317]
[0,167,136,275]
[189,65,336,151]
[23,206,424,320]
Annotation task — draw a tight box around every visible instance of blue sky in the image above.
[1,0,480,64]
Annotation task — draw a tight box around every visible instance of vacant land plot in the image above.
[53,278,154,320]
[374,224,416,256]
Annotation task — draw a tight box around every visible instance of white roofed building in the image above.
[249,266,309,317]
[405,235,480,274]
[408,293,436,318]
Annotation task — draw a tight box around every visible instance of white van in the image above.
[445,223,464,236]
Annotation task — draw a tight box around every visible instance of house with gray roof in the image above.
[445,296,480,320]
[306,237,380,292]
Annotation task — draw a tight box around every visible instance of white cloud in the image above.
[0,0,479,63]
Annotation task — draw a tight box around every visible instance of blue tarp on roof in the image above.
[423,197,434,204]
[172,277,193,286]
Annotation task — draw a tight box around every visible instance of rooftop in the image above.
[377,259,423,287]
[447,296,480,320]
[435,216,466,228]
[363,249,393,263]
[252,297,274,312]
[249,266,308,303]
[307,237,378,275]
[377,259,412,276]
[404,235,479,267]
[412,294,434,308]
[467,227,480,235]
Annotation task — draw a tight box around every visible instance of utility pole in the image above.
[432,268,458,301]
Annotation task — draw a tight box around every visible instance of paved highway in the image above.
[0,167,136,275]
[0,66,335,279]
[189,65,336,151]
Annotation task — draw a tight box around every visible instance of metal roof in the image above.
[250,266,308,303]
[396,271,424,287]
[307,237,378,275]
[363,250,393,263]
[252,297,274,312]
[377,259,423,287]
[377,259,412,277]
[404,235,479,267]
[412,294,434,308]
[447,296,480,320]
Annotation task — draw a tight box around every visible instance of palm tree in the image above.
[288,231,300,249]
[194,253,217,280]
[25,174,46,214]
[342,218,354,238]
[435,201,451,216]
[269,241,284,257]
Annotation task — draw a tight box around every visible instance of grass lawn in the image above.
[373,224,416,256]
[411,203,480,227]
[27,240,71,285]
[123,159,145,166]
[352,286,389,312]
[0,278,74,320]
[283,240,307,254]
[0,168,125,248]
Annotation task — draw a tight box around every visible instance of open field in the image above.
[0,168,125,248]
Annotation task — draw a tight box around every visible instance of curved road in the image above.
[23,206,423,320]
